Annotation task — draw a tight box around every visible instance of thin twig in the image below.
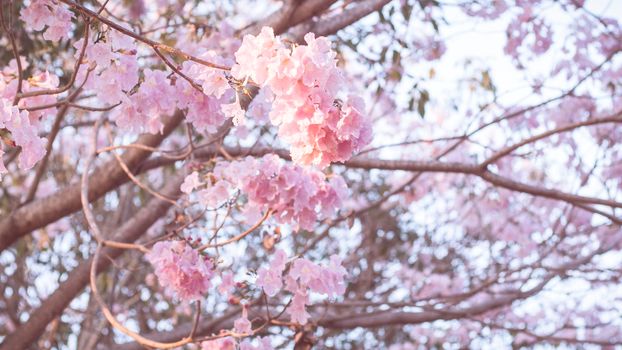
[199,210,272,250]
[59,0,230,70]
[103,123,181,207]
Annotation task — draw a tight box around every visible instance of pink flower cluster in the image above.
[461,0,508,19]
[0,60,63,174]
[231,27,372,168]
[1,61,60,122]
[255,249,347,325]
[0,98,47,172]
[185,154,348,230]
[413,35,447,61]
[113,69,175,134]
[21,0,73,41]
[71,31,165,133]
[15,18,370,162]
[255,249,288,297]
[175,55,234,134]
[146,240,214,302]
[504,6,553,60]
[70,25,237,135]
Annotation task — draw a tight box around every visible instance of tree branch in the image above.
[287,0,392,41]
[0,175,184,350]
[0,112,184,252]
[141,145,622,219]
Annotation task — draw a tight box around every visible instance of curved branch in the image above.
[0,175,184,350]
[481,112,622,168]
[89,243,194,349]
[0,112,184,252]
[199,209,272,250]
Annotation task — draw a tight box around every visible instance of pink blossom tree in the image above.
[1,0,622,349]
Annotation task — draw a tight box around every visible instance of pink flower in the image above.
[254,249,346,326]
[256,249,288,296]
[20,1,51,31]
[247,88,273,123]
[174,67,228,134]
[21,0,73,42]
[17,73,59,123]
[208,155,348,230]
[290,258,320,286]
[288,289,310,325]
[201,337,237,350]
[146,241,214,302]
[181,172,201,194]
[183,54,230,99]
[109,29,136,51]
[109,68,175,134]
[461,0,508,19]
[269,249,288,271]
[218,272,235,296]
[201,70,229,99]
[221,99,246,126]
[307,255,347,298]
[256,268,283,297]
[0,98,47,171]
[27,70,59,90]
[234,306,252,334]
[232,27,282,85]
[197,181,231,208]
[289,256,347,298]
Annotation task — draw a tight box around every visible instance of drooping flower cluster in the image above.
[184,154,348,230]
[0,98,47,173]
[20,0,73,42]
[255,249,347,325]
[146,240,214,302]
[231,27,372,168]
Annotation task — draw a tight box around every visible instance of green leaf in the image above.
[417,90,430,119]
